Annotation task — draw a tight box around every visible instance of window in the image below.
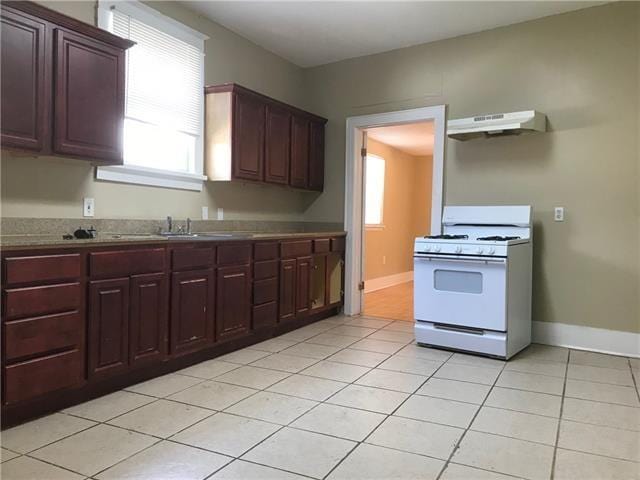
[364,154,385,227]
[97,1,208,191]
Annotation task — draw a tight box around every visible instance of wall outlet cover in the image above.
[554,207,564,222]
[83,197,95,217]
[217,208,224,220]
[201,206,209,220]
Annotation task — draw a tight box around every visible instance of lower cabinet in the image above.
[216,264,251,341]
[130,273,167,367]
[295,256,312,316]
[279,259,296,322]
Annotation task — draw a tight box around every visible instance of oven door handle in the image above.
[414,254,507,265]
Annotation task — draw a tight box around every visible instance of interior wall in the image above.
[0,0,313,221]
[364,139,432,281]
[304,2,640,334]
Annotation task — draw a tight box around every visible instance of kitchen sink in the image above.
[163,233,252,240]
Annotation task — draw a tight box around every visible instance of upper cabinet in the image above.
[205,83,327,192]
[0,1,133,164]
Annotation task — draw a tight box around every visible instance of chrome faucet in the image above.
[166,215,173,233]
[186,218,192,234]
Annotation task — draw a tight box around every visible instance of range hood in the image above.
[447,110,546,141]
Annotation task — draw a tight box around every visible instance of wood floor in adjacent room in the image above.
[363,281,414,322]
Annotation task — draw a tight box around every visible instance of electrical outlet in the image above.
[201,206,209,220]
[83,197,95,217]
[554,207,564,222]
[217,208,224,220]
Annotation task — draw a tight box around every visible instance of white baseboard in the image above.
[533,321,640,358]
[364,271,413,293]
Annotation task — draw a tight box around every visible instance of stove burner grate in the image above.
[424,234,469,240]
[477,235,521,241]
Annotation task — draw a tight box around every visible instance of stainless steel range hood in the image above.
[447,110,546,141]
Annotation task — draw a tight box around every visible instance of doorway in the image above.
[343,105,446,318]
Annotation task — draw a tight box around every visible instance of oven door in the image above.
[414,254,507,331]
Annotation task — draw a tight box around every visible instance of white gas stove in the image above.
[413,205,533,359]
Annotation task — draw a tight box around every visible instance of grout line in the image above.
[549,349,571,480]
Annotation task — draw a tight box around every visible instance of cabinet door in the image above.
[310,254,327,311]
[0,7,49,152]
[216,264,251,341]
[279,259,296,322]
[88,278,129,379]
[308,120,325,191]
[295,256,312,317]
[327,253,344,306]
[233,91,265,181]
[290,115,310,188]
[265,103,290,185]
[170,269,215,356]
[130,273,167,368]
[54,29,125,163]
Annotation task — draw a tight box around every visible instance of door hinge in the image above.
[361,148,367,157]
[358,281,365,291]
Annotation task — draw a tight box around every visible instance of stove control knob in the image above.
[433,246,441,253]
[424,246,431,252]
[476,248,484,255]
[488,247,496,255]
[455,246,462,254]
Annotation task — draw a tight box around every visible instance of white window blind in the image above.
[365,154,385,226]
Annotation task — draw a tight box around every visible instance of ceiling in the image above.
[184,1,605,67]
[367,121,434,156]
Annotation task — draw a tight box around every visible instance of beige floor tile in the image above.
[214,365,290,389]
[168,381,256,410]
[504,358,566,377]
[377,355,442,376]
[217,349,272,365]
[1,456,84,480]
[565,379,640,407]
[326,325,377,338]
[108,399,212,437]
[471,406,558,445]
[366,416,462,459]
[242,427,355,479]
[281,342,342,359]
[567,364,634,386]
[31,424,156,477]
[291,404,386,441]
[1,447,20,463]
[327,384,409,414]
[171,412,280,456]
[225,391,317,424]
[305,333,359,348]
[327,443,444,480]
[496,370,564,395]
[126,373,202,398]
[558,419,640,462]
[452,430,554,480]
[278,324,335,341]
[630,358,640,370]
[247,338,299,353]
[301,360,370,383]
[63,390,155,422]
[346,317,392,329]
[447,353,505,369]
[176,360,239,380]
[485,387,562,417]
[562,398,640,431]
[249,353,318,373]
[382,321,415,333]
[350,338,406,355]
[554,448,640,480]
[435,363,501,386]
[395,394,479,428]
[96,440,231,480]
[1,413,96,454]
[327,348,389,367]
[515,344,569,363]
[395,344,452,362]
[316,315,351,326]
[570,350,631,370]
[267,374,346,401]
[441,463,516,480]
[416,378,491,404]
[368,330,414,344]
[356,368,427,393]
[210,460,307,479]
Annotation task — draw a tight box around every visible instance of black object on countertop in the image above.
[73,226,97,239]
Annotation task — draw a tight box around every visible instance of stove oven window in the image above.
[434,270,483,294]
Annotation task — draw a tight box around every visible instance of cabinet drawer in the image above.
[4,254,81,285]
[217,243,252,265]
[3,349,84,405]
[253,302,277,329]
[254,260,278,280]
[4,282,81,320]
[313,239,330,253]
[253,278,277,305]
[4,311,83,362]
[254,242,278,261]
[90,248,165,278]
[331,237,346,252]
[172,247,215,271]
[281,240,312,258]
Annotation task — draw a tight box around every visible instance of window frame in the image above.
[364,153,386,229]
[96,0,208,191]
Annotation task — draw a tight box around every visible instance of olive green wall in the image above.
[303,2,640,333]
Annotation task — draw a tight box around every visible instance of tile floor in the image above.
[2,314,640,480]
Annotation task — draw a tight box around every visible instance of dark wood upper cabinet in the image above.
[0,1,133,163]
[0,6,49,152]
[290,115,310,189]
[308,120,325,191]
[216,264,251,341]
[265,103,291,185]
[129,273,168,368]
[232,90,265,181]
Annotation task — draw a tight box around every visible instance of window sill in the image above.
[365,224,385,231]
[96,165,207,191]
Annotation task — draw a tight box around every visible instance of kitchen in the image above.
[1,1,639,480]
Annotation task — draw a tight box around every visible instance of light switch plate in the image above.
[83,198,95,217]
[201,206,209,220]
[554,207,564,222]
[217,208,224,220]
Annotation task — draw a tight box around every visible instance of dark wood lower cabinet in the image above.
[295,256,312,316]
[129,273,167,367]
[279,258,296,322]
[216,264,251,341]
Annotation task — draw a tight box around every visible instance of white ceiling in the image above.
[367,121,434,156]
[185,1,605,67]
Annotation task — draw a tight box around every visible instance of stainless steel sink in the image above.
[163,233,252,240]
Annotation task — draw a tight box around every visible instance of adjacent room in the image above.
[1,1,639,480]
